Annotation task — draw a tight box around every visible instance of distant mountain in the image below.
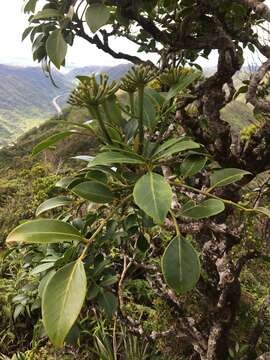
[0,65,70,147]
[0,63,130,147]
[67,63,131,82]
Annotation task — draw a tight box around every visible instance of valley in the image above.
[0,63,130,147]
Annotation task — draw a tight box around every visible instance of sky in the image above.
[0,0,155,68]
[0,1,268,69]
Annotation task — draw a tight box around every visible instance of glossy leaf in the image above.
[46,29,67,69]
[6,219,83,244]
[23,0,37,13]
[85,4,111,33]
[103,96,124,126]
[72,155,94,162]
[32,131,73,155]
[145,88,165,108]
[133,172,173,224]
[36,196,71,216]
[38,270,56,298]
[153,138,185,155]
[180,155,207,178]
[97,290,118,318]
[86,170,108,183]
[30,262,54,275]
[162,236,200,293]
[154,139,200,160]
[135,92,157,130]
[32,8,61,20]
[42,260,87,347]
[181,199,225,219]
[55,176,85,189]
[210,168,251,188]
[72,181,115,203]
[137,233,150,252]
[166,71,201,101]
[90,151,145,167]
[22,26,33,41]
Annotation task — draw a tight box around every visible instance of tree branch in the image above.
[246,59,270,112]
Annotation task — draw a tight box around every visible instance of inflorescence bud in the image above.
[68,74,120,108]
[120,65,157,90]
[159,67,195,87]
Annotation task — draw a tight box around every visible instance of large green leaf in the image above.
[85,4,111,33]
[30,262,55,275]
[97,290,118,318]
[210,168,251,188]
[55,176,86,189]
[36,196,72,216]
[135,92,157,130]
[165,71,201,101]
[145,88,165,108]
[90,151,145,167]
[72,181,115,203]
[38,270,56,298]
[32,8,61,20]
[32,131,73,155]
[42,260,87,347]
[181,199,225,219]
[46,29,67,69]
[86,170,108,183]
[22,26,34,41]
[23,0,37,13]
[103,96,124,126]
[154,139,200,160]
[162,236,200,293]
[133,172,173,224]
[153,138,184,155]
[6,219,83,244]
[180,155,207,178]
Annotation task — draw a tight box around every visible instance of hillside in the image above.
[0,105,96,244]
[0,62,255,148]
[0,63,130,147]
[0,65,71,147]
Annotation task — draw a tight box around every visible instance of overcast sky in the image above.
[0,1,268,69]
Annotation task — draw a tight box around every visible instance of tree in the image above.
[7,0,270,359]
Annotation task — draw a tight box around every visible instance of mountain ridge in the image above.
[0,63,130,147]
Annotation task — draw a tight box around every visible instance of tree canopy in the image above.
[5,1,270,359]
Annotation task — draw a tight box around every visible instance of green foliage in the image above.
[133,172,173,224]
[180,155,208,178]
[2,58,270,358]
[162,236,200,293]
[181,199,225,219]
[210,168,251,188]
[3,0,270,357]
[42,260,87,347]
[7,219,84,245]
[46,29,67,69]
[36,196,71,216]
[6,65,269,352]
[85,4,111,33]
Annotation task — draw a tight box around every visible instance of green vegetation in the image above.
[1,65,269,360]
[0,64,130,147]
[1,0,270,359]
